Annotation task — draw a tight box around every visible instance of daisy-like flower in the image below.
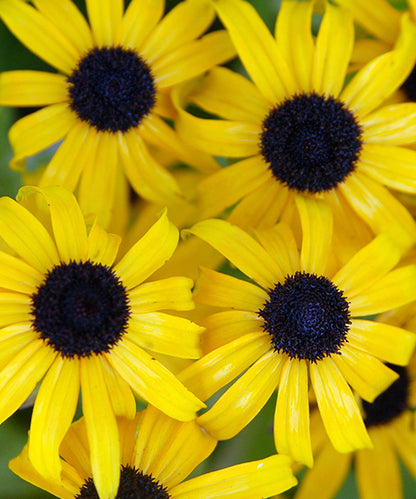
[295,357,416,499]
[179,196,416,467]
[9,405,297,499]
[175,0,416,251]
[0,0,235,226]
[0,185,204,495]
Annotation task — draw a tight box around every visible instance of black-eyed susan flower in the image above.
[175,0,416,251]
[179,196,416,467]
[9,405,297,499]
[0,0,235,226]
[0,185,205,495]
[295,356,416,499]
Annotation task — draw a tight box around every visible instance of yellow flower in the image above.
[0,0,235,226]
[295,355,416,499]
[0,185,204,494]
[175,0,416,252]
[179,196,416,468]
[10,405,297,499]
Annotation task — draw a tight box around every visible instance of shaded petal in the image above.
[107,339,204,421]
[59,418,91,480]
[140,113,219,173]
[170,455,297,498]
[310,357,371,452]
[153,31,235,88]
[296,195,333,275]
[358,144,416,193]
[0,0,80,73]
[117,131,183,204]
[186,218,283,289]
[213,0,297,102]
[194,266,268,311]
[127,312,202,359]
[341,14,416,117]
[312,4,353,97]
[348,265,416,316]
[0,324,37,371]
[362,103,416,146]
[114,209,178,289]
[18,186,88,263]
[80,356,120,499]
[0,71,68,106]
[274,358,313,467]
[349,319,416,366]
[134,406,216,490]
[197,350,283,439]
[0,340,56,426]
[120,0,164,51]
[29,356,80,480]
[340,171,416,252]
[141,0,215,64]
[332,234,401,298]
[390,415,416,478]
[86,217,121,267]
[178,332,271,401]
[0,251,43,294]
[85,0,122,46]
[275,0,314,92]
[9,104,76,172]
[0,196,59,272]
[190,66,269,123]
[333,344,398,402]
[196,156,271,219]
[33,0,93,54]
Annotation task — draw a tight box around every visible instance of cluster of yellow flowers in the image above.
[1,0,416,498]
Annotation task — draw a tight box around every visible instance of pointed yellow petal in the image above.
[29,356,80,480]
[348,319,416,366]
[120,0,164,50]
[296,195,333,275]
[114,209,178,289]
[80,356,120,499]
[310,357,372,453]
[86,217,121,266]
[85,0,122,46]
[198,350,283,439]
[59,417,91,480]
[213,0,297,102]
[186,218,283,289]
[274,358,313,467]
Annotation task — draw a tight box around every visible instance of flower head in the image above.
[0,185,204,494]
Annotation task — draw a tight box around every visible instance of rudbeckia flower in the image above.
[175,0,416,251]
[9,405,297,499]
[0,0,235,226]
[179,196,416,467]
[295,356,416,499]
[0,186,204,493]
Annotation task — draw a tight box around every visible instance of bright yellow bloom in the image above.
[179,197,416,468]
[0,0,235,226]
[10,405,297,499]
[0,185,204,495]
[175,0,416,252]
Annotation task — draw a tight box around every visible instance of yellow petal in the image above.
[59,417,92,480]
[85,0,122,46]
[296,195,333,275]
[312,3,353,97]
[0,71,68,106]
[0,324,37,371]
[213,0,297,102]
[80,356,120,499]
[310,357,372,453]
[170,454,297,498]
[29,356,80,480]
[186,218,283,289]
[274,358,313,467]
[0,250,43,294]
[17,186,88,263]
[120,0,164,50]
[178,332,270,401]
[198,350,283,439]
[107,339,204,421]
[86,217,121,266]
[348,319,416,366]
[194,266,268,311]
[114,209,178,289]
[9,104,76,172]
